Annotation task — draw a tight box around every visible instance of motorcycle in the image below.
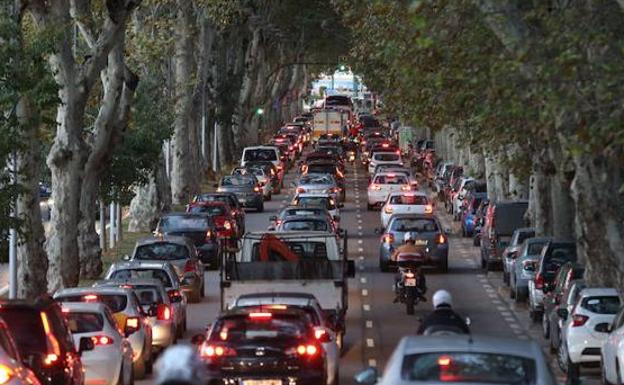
[394,252,426,315]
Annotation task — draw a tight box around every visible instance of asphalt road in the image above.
[139,158,599,385]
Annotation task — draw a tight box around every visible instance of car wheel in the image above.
[481,256,486,269]
[461,226,466,237]
[515,287,526,302]
[133,355,146,380]
[503,271,509,285]
[145,355,153,375]
[602,359,613,385]
[200,281,205,298]
[542,314,550,339]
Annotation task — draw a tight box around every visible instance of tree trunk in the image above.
[15,97,48,298]
[128,155,171,232]
[170,0,199,204]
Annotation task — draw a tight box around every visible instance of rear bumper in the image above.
[380,244,448,266]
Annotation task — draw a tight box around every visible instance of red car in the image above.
[187,201,241,241]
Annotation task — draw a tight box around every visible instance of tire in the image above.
[602,360,613,385]
[503,271,509,285]
[127,365,135,385]
[379,260,389,272]
[266,192,272,201]
[559,342,580,383]
[200,281,205,298]
[515,287,526,302]
[145,356,153,375]
[461,226,467,237]
[542,314,550,339]
[133,355,146,380]
[481,256,486,269]
[406,297,415,315]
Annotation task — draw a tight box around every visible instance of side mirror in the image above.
[354,367,379,385]
[78,336,95,354]
[191,334,206,345]
[346,260,356,278]
[122,254,131,261]
[596,323,612,334]
[556,308,568,320]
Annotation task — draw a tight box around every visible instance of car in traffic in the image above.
[368,151,402,174]
[0,297,87,385]
[460,191,487,237]
[379,214,448,272]
[269,206,336,230]
[367,172,412,210]
[354,335,556,385]
[380,191,432,228]
[186,201,241,240]
[105,261,187,338]
[542,262,585,345]
[509,236,552,302]
[502,227,536,285]
[291,193,342,222]
[246,161,283,194]
[301,161,345,194]
[480,200,529,271]
[191,192,246,235]
[61,302,134,385]
[217,175,264,212]
[194,307,328,385]
[93,279,177,352]
[600,304,624,385]
[129,235,204,300]
[557,288,620,381]
[272,214,337,234]
[231,166,273,201]
[294,174,341,201]
[53,286,154,379]
[240,145,282,170]
[0,318,42,385]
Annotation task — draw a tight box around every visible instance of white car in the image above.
[291,192,341,220]
[62,302,134,385]
[368,151,402,174]
[240,145,282,170]
[367,172,412,210]
[601,305,624,385]
[558,288,620,380]
[380,191,432,228]
[451,177,475,219]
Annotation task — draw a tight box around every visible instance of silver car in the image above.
[93,279,177,351]
[502,228,535,285]
[294,173,340,200]
[510,237,552,302]
[105,261,188,339]
[354,335,556,385]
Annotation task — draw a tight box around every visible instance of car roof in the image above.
[59,302,108,314]
[93,278,165,288]
[400,335,541,358]
[244,145,278,150]
[389,213,438,221]
[296,193,332,198]
[579,288,618,297]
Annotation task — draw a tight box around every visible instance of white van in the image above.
[241,146,282,169]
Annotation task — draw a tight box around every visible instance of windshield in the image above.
[159,216,209,231]
[373,153,400,162]
[527,241,548,256]
[391,218,439,232]
[307,165,337,175]
[109,269,173,288]
[295,197,336,210]
[221,176,255,187]
[135,243,190,261]
[243,149,277,162]
[211,314,308,342]
[188,205,226,216]
[401,352,536,384]
[374,175,408,185]
[282,220,329,232]
[389,195,428,205]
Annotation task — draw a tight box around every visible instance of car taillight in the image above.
[436,233,446,244]
[254,186,261,193]
[424,204,433,214]
[0,364,14,384]
[168,289,182,301]
[157,304,172,321]
[297,187,305,193]
[383,233,394,244]
[535,274,544,290]
[384,206,393,214]
[314,328,327,340]
[91,335,114,346]
[201,344,237,358]
[296,344,319,356]
[370,184,382,191]
[404,271,415,278]
[184,259,196,273]
[572,314,589,327]
[223,221,232,230]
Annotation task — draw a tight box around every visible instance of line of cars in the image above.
[433,158,624,383]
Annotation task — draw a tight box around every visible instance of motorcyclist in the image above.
[392,233,427,303]
[417,290,470,335]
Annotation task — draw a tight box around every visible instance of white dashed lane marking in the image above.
[362,289,368,296]
[360,277,367,284]
[366,338,375,348]
[363,304,371,311]
[366,320,373,328]
[368,359,377,367]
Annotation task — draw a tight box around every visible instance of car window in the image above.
[47,308,75,352]
[517,231,536,245]
[374,175,407,185]
[282,220,328,232]
[283,208,322,217]
[581,296,620,314]
[0,308,46,353]
[59,294,128,313]
[211,314,308,342]
[109,269,173,288]
[296,197,336,210]
[527,241,547,256]
[188,205,227,216]
[221,176,255,186]
[133,286,164,305]
[389,195,428,205]
[300,175,333,185]
[391,218,438,232]
[401,352,536,384]
[66,312,104,333]
[159,216,209,231]
[135,243,190,261]
[243,149,277,162]
[374,153,399,162]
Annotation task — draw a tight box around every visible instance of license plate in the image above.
[414,239,427,246]
[242,381,281,385]
[405,278,417,286]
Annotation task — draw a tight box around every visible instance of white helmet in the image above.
[404,232,414,242]
[432,290,453,308]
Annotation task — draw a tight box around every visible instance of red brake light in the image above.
[296,344,318,356]
[384,206,393,214]
[91,335,114,346]
[83,294,98,301]
[535,274,544,290]
[157,304,172,321]
[249,312,272,320]
[0,364,14,384]
[254,186,261,193]
[168,289,182,301]
[223,221,232,230]
[404,271,415,278]
[424,204,433,214]
[297,187,305,193]
[382,143,389,148]
[205,229,214,241]
[401,185,411,191]
[370,184,382,191]
[201,344,237,358]
[314,328,327,340]
[572,314,589,327]
[436,233,446,244]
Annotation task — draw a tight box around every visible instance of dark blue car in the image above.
[461,192,488,237]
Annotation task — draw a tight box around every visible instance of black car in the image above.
[155,213,220,266]
[192,192,246,234]
[216,175,264,212]
[194,307,326,385]
[0,296,91,385]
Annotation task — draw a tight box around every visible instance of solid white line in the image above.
[366,338,375,348]
[366,320,373,328]
[363,304,371,311]
[362,289,368,296]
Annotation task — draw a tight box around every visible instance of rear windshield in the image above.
[299,175,334,185]
[581,296,620,314]
[135,243,190,260]
[374,153,400,162]
[283,208,324,217]
[58,294,128,313]
[307,165,336,174]
[188,205,226,216]
[544,245,577,272]
[211,314,308,342]
[516,231,536,245]
[494,203,528,235]
[195,195,236,207]
[243,149,277,162]
[389,195,428,205]
[527,241,548,256]
[221,176,255,187]
[295,197,336,210]
[374,175,408,185]
[66,312,104,333]
[391,218,438,232]
[282,220,329,232]
[0,308,46,352]
[109,269,173,288]
[401,352,536,384]
[134,287,163,305]
[159,216,209,231]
